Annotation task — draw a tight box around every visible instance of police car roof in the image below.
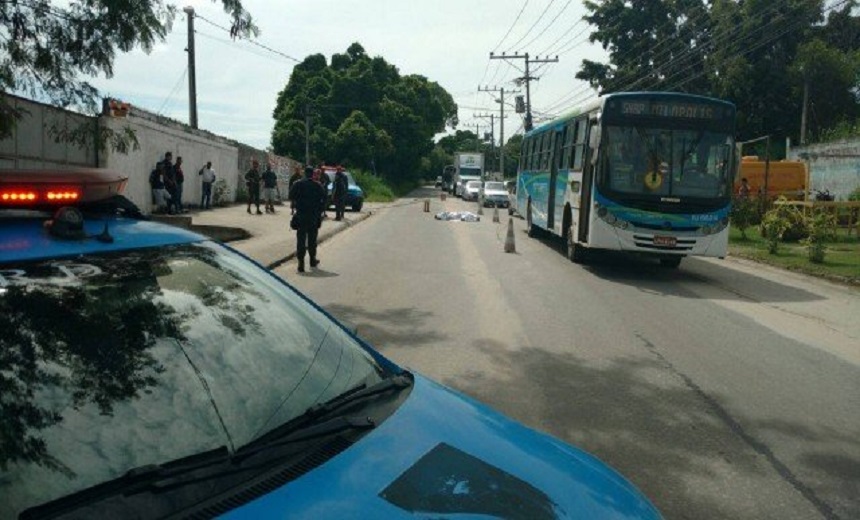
[1,168,208,263]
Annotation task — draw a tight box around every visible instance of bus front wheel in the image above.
[527,202,539,237]
[567,229,586,264]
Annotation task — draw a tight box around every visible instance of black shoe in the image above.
[256,209,263,215]
[310,258,320,268]
[298,260,305,273]
[247,207,251,214]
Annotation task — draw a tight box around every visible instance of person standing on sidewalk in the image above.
[161,152,178,215]
[333,166,348,221]
[288,165,303,215]
[245,159,263,215]
[289,166,327,273]
[262,162,278,214]
[199,161,216,209]
[174,156,186,213]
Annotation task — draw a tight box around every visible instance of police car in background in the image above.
[0,168,661,519]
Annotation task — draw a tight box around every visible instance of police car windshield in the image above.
[0,241,386,518]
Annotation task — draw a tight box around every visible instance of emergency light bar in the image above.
[0,168,128,207]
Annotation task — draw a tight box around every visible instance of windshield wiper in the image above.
[21,447,231,519]
[236,372,413,458]
[305,372,412,419]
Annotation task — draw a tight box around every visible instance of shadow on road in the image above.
[445,339,854,520]
[323,303,447,348]
[525,231,824,304]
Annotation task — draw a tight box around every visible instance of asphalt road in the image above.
[276,187,860,520]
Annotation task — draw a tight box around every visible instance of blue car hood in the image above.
[226,374,660,519]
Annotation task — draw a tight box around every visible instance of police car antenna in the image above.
[95,220,114,243]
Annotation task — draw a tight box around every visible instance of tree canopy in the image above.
[271,43,458,183]
[0,0,257,140]
[576,0,860,151]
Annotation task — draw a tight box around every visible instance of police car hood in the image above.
[226,374,660,519]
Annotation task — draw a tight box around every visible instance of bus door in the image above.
[546,129,564,232]
[578,118,599,243]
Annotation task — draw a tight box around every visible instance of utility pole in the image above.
[183,6,198,128]
[800,78,809,146]
[479,86,511,177]
[489,52,558,132]
[304,105,310,166]
[475,113,495,176]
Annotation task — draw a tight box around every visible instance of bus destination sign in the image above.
[618,100,721,120]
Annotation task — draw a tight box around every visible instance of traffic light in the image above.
[515,96,525,114]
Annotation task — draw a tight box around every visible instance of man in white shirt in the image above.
[199,161,216,209]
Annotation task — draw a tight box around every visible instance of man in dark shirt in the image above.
[161,151,178,214]
[289,166,327,273]
[245,159,263,215]
[333,166,349,221]
[261,162,278,214]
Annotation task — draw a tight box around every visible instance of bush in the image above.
[760,197,807,242]
[802,210,837,263]
[760,197,800,254]
[212,179,230,207]
[730,196,758,239]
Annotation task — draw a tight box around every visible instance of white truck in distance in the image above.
[453,152,484,197]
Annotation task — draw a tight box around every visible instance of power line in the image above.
[157,65,189,115]
[517,0,576,52]
[506,0,558,52]
[194,13,301,63]
[492,0,532,53]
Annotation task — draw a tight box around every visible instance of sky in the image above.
[89,0,609,151]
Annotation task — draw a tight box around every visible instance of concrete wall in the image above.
[101,112,239,213]
[2,93,300,214]
[0,94,96,169]
[789,140,860,200]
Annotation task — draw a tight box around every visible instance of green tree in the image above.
[272,43,457,183]
[0,0,257,140]
[577,0,860,147]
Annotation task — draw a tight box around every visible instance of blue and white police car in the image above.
[0,169,661,519]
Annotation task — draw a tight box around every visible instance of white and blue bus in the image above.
[517,91,737,268]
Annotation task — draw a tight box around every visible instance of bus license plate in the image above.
[653,235,676,247]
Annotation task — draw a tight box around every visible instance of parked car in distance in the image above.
[462,180,482,201]
[324,168,365,212]
[435,175,443,188]
[482,181,509,208]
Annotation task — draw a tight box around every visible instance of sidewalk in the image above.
[186,202,375,268]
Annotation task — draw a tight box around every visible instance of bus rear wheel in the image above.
[660,257,682,268]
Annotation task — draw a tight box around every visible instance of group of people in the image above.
[287,164,351,272]
[244,159,280,215]
[149,151,218,213]
[149,151,186,214]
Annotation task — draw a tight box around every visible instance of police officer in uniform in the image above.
[289,166,327,272]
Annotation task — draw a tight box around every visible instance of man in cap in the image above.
[289,166,327,272]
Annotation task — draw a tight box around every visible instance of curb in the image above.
[266,210,375,270]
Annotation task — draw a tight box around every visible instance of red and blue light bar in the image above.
[0,168,127,207]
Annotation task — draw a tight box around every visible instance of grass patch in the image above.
[729,226,860,285]
[352,170,395,202]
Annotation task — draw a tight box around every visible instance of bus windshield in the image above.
[602,125,733,200]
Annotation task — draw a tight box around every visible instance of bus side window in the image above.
[571,118,587,171]
[562,121,575,170]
